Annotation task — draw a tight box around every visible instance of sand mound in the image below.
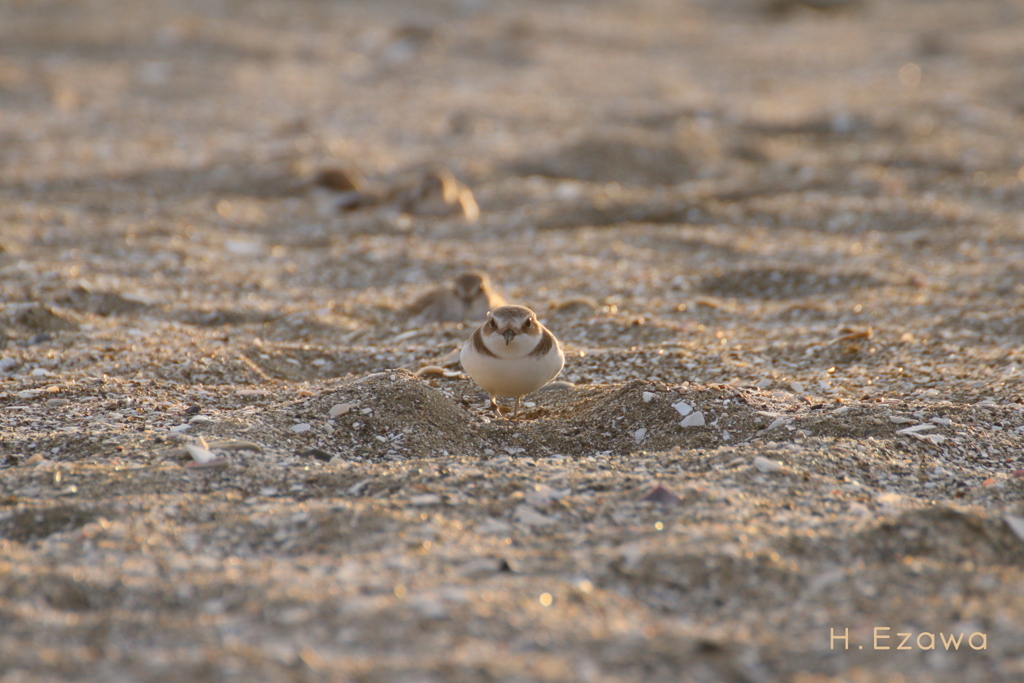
[254,370,479,460]
[851,507,1024,566]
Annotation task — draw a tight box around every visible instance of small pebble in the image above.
[329,403,354,418]
[23,453,45,466]
[1004,515,1024,543]
[680,412,705,428]
[300,448,332,462]
[410,493,442,506]
[640,484,681,505]
[513,504,555,527]
[672,400,693,417]
[754,456,782,473]
[291,423,312,433]
[184,443,218,464]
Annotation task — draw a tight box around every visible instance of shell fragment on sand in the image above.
[415,365,461,378]
[671,400,693,417]
[329,403,354,418]
[1004,515,1024,543]
[897,424,936,434]
[184,442,218,464]
[680,412,705,428]
[514,504,556,527]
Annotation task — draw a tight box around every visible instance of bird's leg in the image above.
[489,396,503,418]
[513,396,522,420]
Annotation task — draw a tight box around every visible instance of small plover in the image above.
[399,167,480,221]
[460,305,565,419]
[407,270,506,323]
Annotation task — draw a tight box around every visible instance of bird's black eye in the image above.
[523,319,532,329]
[489,318,497,329]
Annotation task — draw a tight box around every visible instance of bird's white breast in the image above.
[461,328,564,399]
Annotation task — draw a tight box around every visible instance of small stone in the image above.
[897,424,936,434]
[329,403,354,418]
[410,493,442,506]
[875,492,904,515]
[848,502,872,518]
[46,398,69,407]
[291,423,312,433]
[188,415,211,424]
[260,487,279,497]
[169,424,191,433]
[642,391,656,403]
[30,368,53,377]
[207,440,263,453]
[0,358,18,372]
[754,456,782,473]
[1004,515,1024,544]
[23,453,45,466]
[672,400,693,417]
[640,485,680,505]
[633,427,647,444]
[458,558,506,578]
[525,484,568,508]
[300,448,332,462]
[184,442,218,464]
[680,412,705,428]
[513,504,555,527]
[475,518,513,535]
[184,405,201,416]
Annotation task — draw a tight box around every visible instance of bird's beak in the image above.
[503,329,516,345]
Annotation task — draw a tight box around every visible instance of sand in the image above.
[2,0,1024,681]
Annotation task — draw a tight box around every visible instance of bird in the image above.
[399,167,480,222]
[460,305,565,419]
[406,270,506,323]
